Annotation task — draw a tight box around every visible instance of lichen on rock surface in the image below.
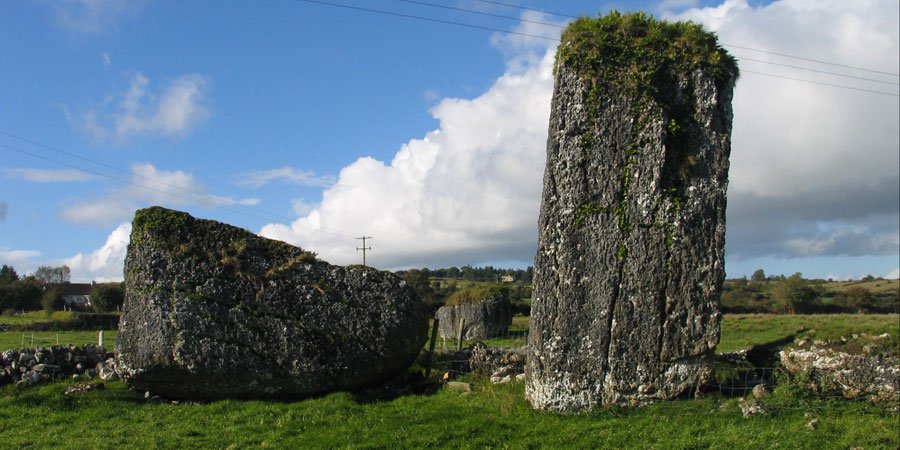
[436,286,512,340]
[525,12,737,412]
[117,206,428,400]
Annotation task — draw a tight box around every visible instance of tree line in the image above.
[0,264,124,315]
[395,266,533,314]
[722,269,899,314]
[396,265,534,283]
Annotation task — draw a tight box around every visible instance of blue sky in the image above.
[1,0,898,282]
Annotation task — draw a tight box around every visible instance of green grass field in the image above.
[0,374,896,448]
[0,330,116,352]
[0,311,75,326]
[718,314,899,354]
[1,314,897,448]
[4,314,896,358]
[821,278,900,295]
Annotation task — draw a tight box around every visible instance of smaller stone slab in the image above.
[436,295,512,340]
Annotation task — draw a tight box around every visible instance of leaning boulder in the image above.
[116,207,428,400]
[526,13,738,411]
[436,286,512,340]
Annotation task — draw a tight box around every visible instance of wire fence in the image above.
[418,319,900,415]
[0,330,116,353]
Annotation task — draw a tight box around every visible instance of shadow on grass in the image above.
[710,331,801,397]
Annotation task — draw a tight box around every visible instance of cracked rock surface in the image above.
[117,207,428,400]
[525,15,737,411]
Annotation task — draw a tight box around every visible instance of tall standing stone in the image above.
[525,13,738,411]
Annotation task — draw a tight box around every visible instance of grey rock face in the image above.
[525,16,737,411]
[117,207,428,400]
[435,296,512,340]
[779,347,899,403]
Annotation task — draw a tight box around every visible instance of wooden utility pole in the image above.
[356,236,372,266]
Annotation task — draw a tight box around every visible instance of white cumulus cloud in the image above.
[61,163,257,226]
[671,0,899,262]
[65,222,131,282]
[260,17,557,268]
[260,3,898,272]
[73,72,211,143]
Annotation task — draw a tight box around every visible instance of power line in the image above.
[0,129,297,223]
[0,132,422,261]
[735,56,899,86]
[309,0,899,82]
[0,131,302,224]
[298,1,897,97]
[0,142,278,220]
[741,69,899,97]
[356,236,372,266]
[298,0,558,41]
[461,1,900,77]
[395,0,563,28]
[469,0,577,19]
[724,43,899,77]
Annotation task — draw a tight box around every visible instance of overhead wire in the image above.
[301,0,898,97]
[6,1,898,266]
[740,70,899,96]
[734,56,899,86]
[0,142,270,218]
[723,43,899,77]
[0,132,420,261]
[448,0,900,78]
[395,0,563,28]
[297,0,558,41]
[469,0,577,19]
[0,129,298,224]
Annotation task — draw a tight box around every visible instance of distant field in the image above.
[0,311,75,326]
[430,314,900,355]
[5,315,895,357]
[821,278,900,295]
[0,331,115,352]
[718,314,899,354]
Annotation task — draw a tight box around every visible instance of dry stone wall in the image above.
[0,345,112,386]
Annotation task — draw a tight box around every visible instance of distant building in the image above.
[54,282,94,308]
[501,275,515,283]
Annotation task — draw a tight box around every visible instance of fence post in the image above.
[98,330,104,348]
[424,318,439,378]
[456,318,465,352]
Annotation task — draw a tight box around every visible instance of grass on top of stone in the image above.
[0,374,897,448]
[444,284,508,306]
[557,11,739,90]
